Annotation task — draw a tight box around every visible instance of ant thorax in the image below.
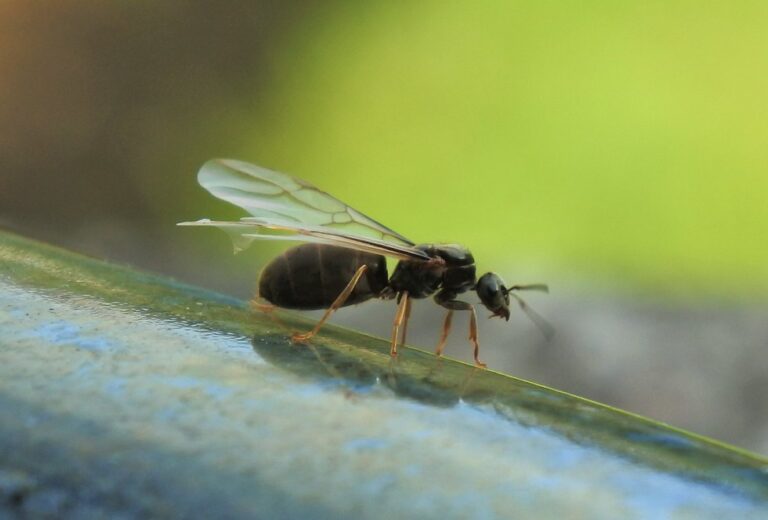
[387,244,476,300]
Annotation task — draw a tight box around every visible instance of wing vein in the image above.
[179,159,427,261]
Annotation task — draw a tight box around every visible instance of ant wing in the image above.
[190,158,417,246]
[177,218,431,262]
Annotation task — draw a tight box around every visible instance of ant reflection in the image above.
[250,331,482,408]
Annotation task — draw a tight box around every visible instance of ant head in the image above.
[476,273,554,339]
[476,272,511,320]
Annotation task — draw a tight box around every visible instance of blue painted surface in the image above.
[2,229,768,518]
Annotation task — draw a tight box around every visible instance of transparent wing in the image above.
[194,158,416,246]
[178,218,431,262]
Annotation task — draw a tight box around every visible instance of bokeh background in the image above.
[2,2,767,454]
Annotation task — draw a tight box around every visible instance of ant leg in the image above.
[291,264,368,343]
[435,310,454,357]
[390,292,410,357]
[399,296,413,347]
[433,291,487,368]
[467,306,486,368]
[250,299,274,313]
[250,298,292,333]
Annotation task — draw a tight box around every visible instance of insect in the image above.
[179,159,552,367]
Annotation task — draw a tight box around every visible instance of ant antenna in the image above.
[507,284,549,293]
[505,285,555,340]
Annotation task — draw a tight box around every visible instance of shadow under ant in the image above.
[251,330,485,409]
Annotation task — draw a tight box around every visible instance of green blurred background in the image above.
[2,2,767,453]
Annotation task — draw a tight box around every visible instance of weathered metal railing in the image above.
[1,230,766,517]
